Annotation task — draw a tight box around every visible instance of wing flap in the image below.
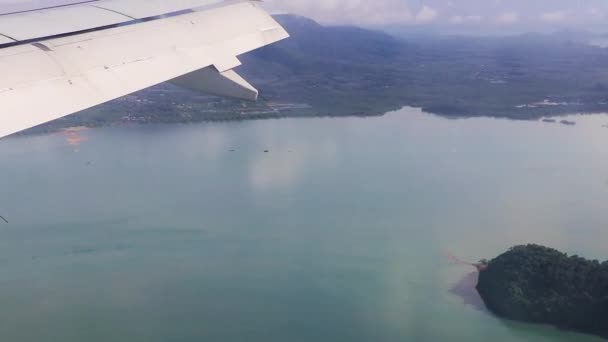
[172,67,259,101]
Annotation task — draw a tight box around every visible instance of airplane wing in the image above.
[0,0,288,138]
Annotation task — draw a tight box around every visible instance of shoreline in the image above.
[11,105,608,139]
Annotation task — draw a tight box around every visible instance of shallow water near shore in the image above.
[0,107,607,341]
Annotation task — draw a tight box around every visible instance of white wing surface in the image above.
[0,0,288,138]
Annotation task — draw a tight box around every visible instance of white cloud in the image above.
[261,0,608,31]
[496,11,520,24]
[415,6,438,23]
[264,0,413,26]
[450,16,464,24]
[540,10,567,22]
[450,15,482,24]
[587,8,604,20]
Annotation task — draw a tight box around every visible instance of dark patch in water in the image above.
[449,271,488,313]
[71,248,97,256]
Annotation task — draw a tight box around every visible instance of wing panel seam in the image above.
[0,33,16,42]
[0,1,100,17]
[89,5,136,20]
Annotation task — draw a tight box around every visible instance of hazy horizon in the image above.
[264,0,608,35]
[1,0,606,36]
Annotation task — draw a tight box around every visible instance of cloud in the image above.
[4,0,608,33]
[415,6,438,23]
[540,10,567,23]
[263,0,413,26]
[450,15,482,25]
[496,11,520,24]
[588,8,605,20]
[259,0,608,32]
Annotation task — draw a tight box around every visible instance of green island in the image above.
[476,244,608,339]
[21,15,608,135]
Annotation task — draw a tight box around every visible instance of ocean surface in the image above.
[0,107,607,341]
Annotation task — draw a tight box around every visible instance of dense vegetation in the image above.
[23,15,608,134]
[242,16,608,119]
[477,245,608,338]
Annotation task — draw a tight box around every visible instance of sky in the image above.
[264,0,608,34]
[0,0,606,35]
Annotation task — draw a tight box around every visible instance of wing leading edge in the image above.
[0,0,288,139]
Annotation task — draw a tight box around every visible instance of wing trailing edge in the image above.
[172,66,259,101]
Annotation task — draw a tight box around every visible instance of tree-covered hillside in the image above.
[241,15,608,119]
[477,245,608,339]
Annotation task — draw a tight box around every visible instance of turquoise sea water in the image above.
[0,107,607,341]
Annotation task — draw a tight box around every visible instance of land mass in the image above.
[476,244,608,339]
[23,15,608,135]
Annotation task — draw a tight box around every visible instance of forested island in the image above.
[476,245,608,339]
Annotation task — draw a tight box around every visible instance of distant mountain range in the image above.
[240,15,608,119]
[27,15,608,134]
